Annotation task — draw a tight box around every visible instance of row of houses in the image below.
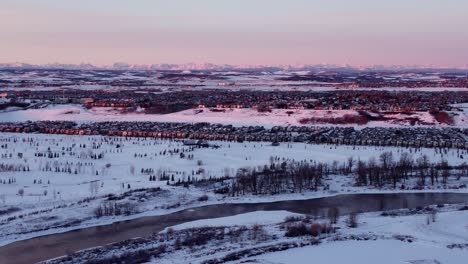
[0,121,467,150]
[5,89,468,112]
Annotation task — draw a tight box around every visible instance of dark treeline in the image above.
[221,152,467,196]
[355,152,467,188]
[226,158,328,196]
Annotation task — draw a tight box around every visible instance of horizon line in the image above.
[2,62,468,71]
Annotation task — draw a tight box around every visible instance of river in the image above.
[0,192,467,264]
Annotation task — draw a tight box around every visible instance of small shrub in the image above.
[214,186,229,195]
[198,194,209,202]
[310,223,322,237]
[285,223,309,237]
[181,228,218,247]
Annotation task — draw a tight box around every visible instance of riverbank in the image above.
[0,192,467,264]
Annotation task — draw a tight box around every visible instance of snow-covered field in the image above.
[1,104,467,127]
[0,132,466,248]
[165,210,302,232]
[160,207,468,264]
[255,209,468,264]
[0,132,466,206]
[258,239,467,264]
[0,131,465,264]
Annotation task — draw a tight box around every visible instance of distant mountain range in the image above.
[0,62,467,72]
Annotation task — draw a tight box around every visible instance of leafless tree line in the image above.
[222,152,466,196]
[227,160,327,196]
[94,201,137,217]
[355,152,467,188]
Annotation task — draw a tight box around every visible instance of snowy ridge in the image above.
[1,62,468,72]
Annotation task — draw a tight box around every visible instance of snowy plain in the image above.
[0,131,467,249]
[151,208,468,264]
[255,209,468,264]
[0,132,466,206]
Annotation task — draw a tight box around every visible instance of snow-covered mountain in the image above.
[0,62,467,72]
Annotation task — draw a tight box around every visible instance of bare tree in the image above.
[327,207,340,224]
[346,157,355,175]
[347,212,359,228]
[416,155,430,186]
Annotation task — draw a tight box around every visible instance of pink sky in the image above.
[1,0,468,67]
